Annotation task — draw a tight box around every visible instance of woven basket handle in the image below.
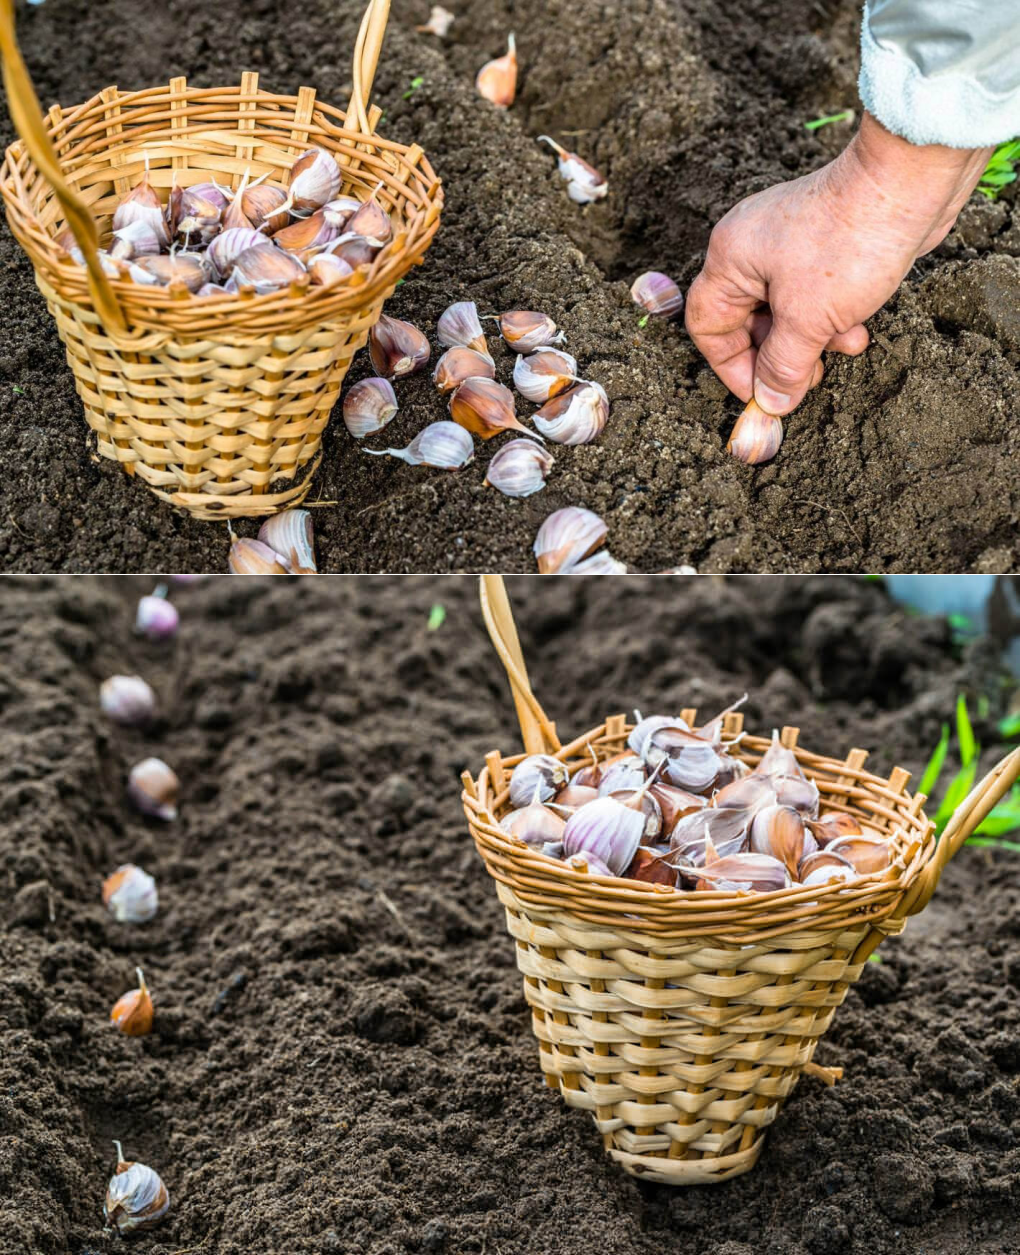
[0,0,125,329]
[479,575,561,756]
[345,0,391,136]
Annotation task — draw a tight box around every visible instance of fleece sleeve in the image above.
[859,0,1020,147]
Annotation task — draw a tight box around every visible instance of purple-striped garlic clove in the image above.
[533,381,608,445]
[437,300,489,355]
[134,587,179,641]
[630,270,684,318]
[533,506,607,574]
[509,754,569,807]
[369,315,431,378]
[343,377,399,439]
[512,348,578,403]
[258,509,317,575]
[483,438,554,498]
[364,421,474,470]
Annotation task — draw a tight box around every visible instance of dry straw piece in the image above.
[462,575,1020,1185]
[0,0,442,518]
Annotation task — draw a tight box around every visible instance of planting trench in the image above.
[0,0,1017,573]
[1,574,1019,1255]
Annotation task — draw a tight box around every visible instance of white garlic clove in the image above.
[437,300,488,354]
[221,168,258,230]
[135,253,209,292]
[325,232,381,268]
[364,421,474,470]
[105,1143,170,1234]
[134,587,179,641]
[533,506,607,574]
[596,756,647,796]
[509,754,569,807]
[343,377,399,438]
[727,398,783,465]
[565,550,627,574]
[229,245,307,294]
[258,509,317,574]
[537,136,608,203]
[512,348,578,402]
[102,865,158,923]
[171,189,224,246]
[206,226,268,279]
[565,851,614,877]
[228,537,290,574]
[369,315,431,378]
[322,195,363,231]
[345,190,393,246]
[417,5,455,36]
[754,730,808,781]
[109,219,164,260]
[533,381,608,445]
[112,159,171,247]
[562,795,646,875]
[99,675,157,726]
[282,147,342,217]
[128,757,179,821]
[273,209,340,254]
[798,849,857,885]
[433,347,496,395]
[240,183,289,234]
[501,799,565,846]
[483,439,554,498]
[476,33,517,107]
[449,377,536,440]
[630,271,684,318]
[308,253,354,288]
[499,310,565,353]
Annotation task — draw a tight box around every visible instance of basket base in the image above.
[609,1137,765,1185]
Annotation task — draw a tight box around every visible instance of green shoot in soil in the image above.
[977,139,1020,200]
[804,109,854,132]
[999,711,1020,739]
[637,313,650,328]
[403,76,425,100]
[427,603,447,631]
[11,385,24,396]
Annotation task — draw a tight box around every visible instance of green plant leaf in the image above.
[934,760,977,835]
[956,694,976,766]
[804,109,854,131]
[918,723,950,797]
[867,953,883,964]
[426,603,446,631]
[998,712,1020,739]
[967,836,1020,853]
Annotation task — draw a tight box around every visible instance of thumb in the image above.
[753,317,830,416]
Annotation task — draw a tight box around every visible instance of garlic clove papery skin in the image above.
[134,590,179,641]
[628,715,689,758]
[258,509,317,575]
[283,147,342,216]
[100,675,157,726]
[364,421,474,470]
[112,165,171,247]
[798,849,858,886]
[206,227,269,279]
[753,730,804,780]
[127,757,179,821]
[228,537,290,574]
[417,4,455,35]
[110,220,164,260]
[562,796,645,876]
[537,136,608,203]
[533,506,607,574]
[369,315,431,379]
[433,347,496,395]
[322,195,363,231]
[596,757,647,797]
[437,301,489,354]
[695,850,790,894]
[499,310,565,353]
[483,439,554,498]
[345,194,393,246]
[509,754,569,807]
[135,253,209,292]
[668,807,753,862]
[512,349,578,403]
[712,774,776,811]
[343,377,399,438]
[630,271,684,318]
[449,377,535,440]
[555,783,600,809]
[102,864,158,923]
[241,183,289,234]
[564,550,627,574]
[308,253,354,288]
[229,245,307,294]
[626,846,678,886]
[727,398,783,465]
[769,773,820,818]
[105,1148,170,1234]
[533,381,608,445]
[476,33,517,107]
[649,783,706,836]
[500,801,565,846]
[111,967,154,1037]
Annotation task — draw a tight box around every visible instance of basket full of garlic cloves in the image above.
[0,0,441,518]
[461,576,1020,1186]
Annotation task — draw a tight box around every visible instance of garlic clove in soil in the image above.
[630,271,684,318]
[509,754,569,807]
[229,245,307,294]
[499,310,565,353]
[281,147,342,217]
[437,300,489,355]
[111,967,154,1037]
[343,377,399,438]
[483,439,554,497]
[258,510,317,575]
[134,585,179,641]
[476,33,517,107]
[207,227,268,280]
[105,1142,170,1234]
[364,421,474,470]
[113,158,171,247]
[564,549,627,573]
[537,136,608,203]
[99,675,157,726]
[416,4,455,36]
[433,347,496,394]
[228,537,290,574]
[727,398,783,465]
[533,506,607,573]
[102,864,158,924]
[449,377,535,440]
[533,381,608,445]
[512,348,578,403]
[127,757,179,821]
[369,315,431,378]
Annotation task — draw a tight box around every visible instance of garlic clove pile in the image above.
[533,506,607,574]
[533,381,608,445]
[476,33,517,107]
[102,864,158,923]
[258,509,317,575]
[100,675,156,726]
[343,377,399,438]
[105,1142,170,1234]
[364,421,474,470]
[727,398,783,465]
[483,439,554,498]
[127,757,179,821]
[537,136,608,203]
[111,967,154,1036]
[369,315,431,378]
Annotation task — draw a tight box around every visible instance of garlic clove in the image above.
[450,377,535,440]
[100,675,157,726]
[127,757,179,821]
[512,348,578,403]
[110,219,164,260]
[748,803,816,880]
[229,245,307,294]
[571,746,605,789]
[564,550,627,574]
[476,33,517,107]
[565,851,614,877]
[596,756,647,797]
[727,398,783,465]
[483,438,554,498]
[509,754,569,807]
[416,4,455,35]
[345,189,393,246]
[501,794,566,846]
[712,775,776,811]
[533,381,608,445]
[135,253,209,292]
[308,253,354,288]
[825,835,891,875]
[273,209,340,254]
[808,811,863,847]
[499,310,565,353]
[437,301,489,355]
[281,147,342,217]
[111,967,154,1037]
[554,783,600,809]
[258,509,317,575]
[326,232,381,268]
[771,773,820,818]
[628,715,688,758]
[630,271,684,318]
[197,282,233,298]
[54,226,77,253]
[608,786,663,841]
[207,227,269,280]
[102,864,158,923]
[322,195,363,231]
[625,846,677,886]
[562,795,645,875]
[649,782,706,836]
[695,842,790,893]
[171,189,224,246]
[798,849,857,885]
[113,158,171,247]
[800,862,857,888]
[537,136,608,203]
[433,347,496,395]
[343,377,399,438]
[228,537,290,574]
[533,506,607,574]
[668,807,753,861]
[134,586,179,641]
[364,421,474,470]
[105,1143,170,1234]
[240,183,289,234]
[369,315,431,378]
[754,730,805,780]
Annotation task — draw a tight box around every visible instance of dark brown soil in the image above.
[1,574,1019,1255]
[0,1,1018,571]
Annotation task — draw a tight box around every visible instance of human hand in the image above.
[685,112,993,416]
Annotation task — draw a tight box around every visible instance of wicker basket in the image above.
[462,575,1020,1185]
[0,0,441,518]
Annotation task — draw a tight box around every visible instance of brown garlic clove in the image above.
[754,729,805,779]
[533,506,607,574]
[369,315,431,378]
[241,182,290,234]
[258,509,317,574]
[825,835,891,875]
[695,836,789,893]
[712,774,777,812]
[364,421,474,470]
[798,849,857,886]
[449,377,535,440]
[128,758,179,821]
[345,189,393,246]
[322,195,363,232]
[513,349,578,403]
[273,209,340,254]
[229,245,307,294]
[808,812,863,847]
[433,347,496,395]
[727,398,783,465]
[326,232,380,268]
[476,33,517,107]
[748,804,817,880]
[343,377,399,439]
[668,807,752,862]
[111,967,154,1036]
[308,253,354,288]
[105,1142,170,1233]
[533,381,608,445]
[630,271,684,318]
[228,536,290,574]
[499,310,565,353]
[135,253,209,292]
[625,846,677,886]
[648,782,706,836]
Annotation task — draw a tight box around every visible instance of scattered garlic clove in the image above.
[433,347,496,394]
[111,967,154,1037]
[110,220,164,260]
[533,506,607,574]
[533,381,608,445]
[273,209,340,254]
[105,1142,170,1234]
[258,509,317,574]
[113,159,171,247]
[727,398,783,465]
[630,271,684,318]
[512,348,578,402]
[566,550,627,574]
[537,136,608,203]
[499,310,565,353]
[449,377,535,440]
[128,757,179,821]
[228,537,290,574]
[345,190,393,246]
[649,782,706,836]
[100,675,156,726]
[417,5,455,36]
[476,33,517,107]
[308,253,354,288]
[135,253,209,292]
[134,586,179,641]
[483,438,554,497]
[322,195,363,231]
[437,300,488,354]
[369,315,431,378]
[206,226,268,279]
[241,183,289,234]
[102,864,158,923]
[343,377,399,438]
[364,421,474,470]
[282,147,342,217]
[229,245,307,294]
[509,754,569,807]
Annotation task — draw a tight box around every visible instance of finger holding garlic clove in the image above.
[343,377,399,438]
[128,757,179,821]
[370,315,431,378]
[533,381,608,445]
[727,398,783,465]
[533,506,607,574]
[630,271,684,318]
[433,347,496,395]
[476,33,517,107]
[111,967,154,1036]
[364,421,475,470]
[450,377,536,440]
[537,136,608,203]
[105,1142,170,1234]
[258,509,317,574]
[483,439,554,498]
[100,675,156,727]
[102,864,158,924]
